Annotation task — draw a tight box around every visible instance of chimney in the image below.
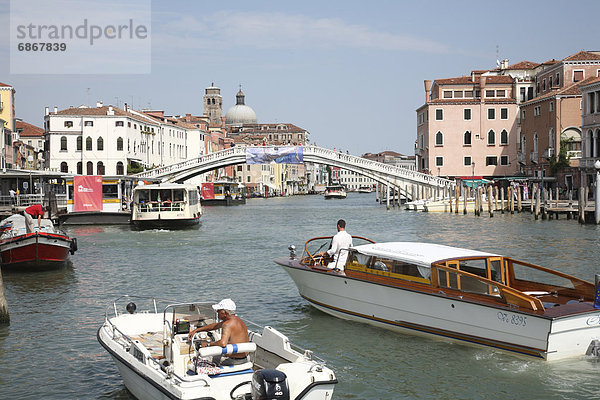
[479,76,486,102]
[54,106,58,114]
[107,106,114,116]
[124,102,128,112]
[424,80,432,102]
[96,100,103,108]
[44,107,49,116]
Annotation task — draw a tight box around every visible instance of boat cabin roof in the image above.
[134,183,197,191]
[350,242,499,266]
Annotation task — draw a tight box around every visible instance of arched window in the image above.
[60,136,67,151]
[97,161,105,175]
[587,129,594,158]
[548,128,555,150]
[60,161,68,172]
[500,129,508,145]
[86,136,92,151]
[464,131,471,145]
[435,131,443,146]
[76,136,82,151]
[487,130,496,145]
[97,137,104,151]
[86,161,93,175]
[116,161,124,175]
[117,137,123,151]
[77,161,82,175]
[533,133,538,154]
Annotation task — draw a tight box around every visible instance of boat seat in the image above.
[212,361,254,376]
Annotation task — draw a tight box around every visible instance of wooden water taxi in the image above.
[275,238,600,360]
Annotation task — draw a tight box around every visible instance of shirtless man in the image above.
[188,298,250,366]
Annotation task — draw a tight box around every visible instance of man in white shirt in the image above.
[319,219,353,270]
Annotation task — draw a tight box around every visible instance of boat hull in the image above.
[201,198,246,206]
[131,216,200,230]
[276,259,600,360]
[58,211,131,225]
[0,233,72,270]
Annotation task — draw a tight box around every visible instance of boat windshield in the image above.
[163,302,215,335]
[302,236,374,265]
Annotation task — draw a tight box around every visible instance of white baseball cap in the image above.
[212,298,236,312]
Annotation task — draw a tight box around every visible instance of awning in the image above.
[462,178,492,188]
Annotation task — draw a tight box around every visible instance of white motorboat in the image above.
[275,238,600,361]
[323,185,346,200]
[131,183,202,230]
[98,295,337,400]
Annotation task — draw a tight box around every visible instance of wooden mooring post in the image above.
[488,186,493,217]
[535,186,541,220]
[500,187,505,213]
[0,270,9,324]
[517,185,522,212]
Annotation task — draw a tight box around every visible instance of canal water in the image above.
[2,193,600,399]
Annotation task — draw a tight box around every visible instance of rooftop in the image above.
[15,120,44,137]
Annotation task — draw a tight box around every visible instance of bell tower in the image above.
[203,83,222,125]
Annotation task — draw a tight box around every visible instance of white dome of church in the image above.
[225,89,257,125]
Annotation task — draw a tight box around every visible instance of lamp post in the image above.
[595,160,600,224]
[471,161,476,192]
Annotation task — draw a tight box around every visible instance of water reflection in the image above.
[1,263,76,294]
[2,193,600,400]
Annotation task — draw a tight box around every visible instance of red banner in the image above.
[74,175,103,212]
[201,183,215,200]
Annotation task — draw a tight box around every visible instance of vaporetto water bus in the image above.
[323,185,346,200]
[131,183,202,230]
[97,295,337,400]
[276,238,600,360]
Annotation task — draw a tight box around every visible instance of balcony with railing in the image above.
[567,150,582,159]
[544,148,554,158]
[517,151,525,163]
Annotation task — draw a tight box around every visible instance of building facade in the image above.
[0,82,16,168]
[416,74,519,178]
[579,77,600,188]
[417,50,600,190]
[44,103,204,176]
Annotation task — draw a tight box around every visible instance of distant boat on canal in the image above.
[324,185,347,199]
[131,183,202,230]
[201,181,246,206]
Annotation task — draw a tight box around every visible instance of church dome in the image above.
[225,89,257,125]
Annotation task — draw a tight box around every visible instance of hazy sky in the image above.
[2,0,600,155]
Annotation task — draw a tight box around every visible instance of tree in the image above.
[127,161,144,174]
[548,139,572,176]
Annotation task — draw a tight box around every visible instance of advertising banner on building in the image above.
[73,175,103,212]
[201,183,215,200]
[246,146,303,164]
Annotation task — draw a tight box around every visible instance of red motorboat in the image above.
[0,214,77,270]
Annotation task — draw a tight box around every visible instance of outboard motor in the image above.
[251,369,289,400]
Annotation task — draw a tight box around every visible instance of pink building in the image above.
[416,73,519,178]
[579,76,600,187]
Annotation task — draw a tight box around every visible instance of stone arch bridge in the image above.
[135,145,454,201]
